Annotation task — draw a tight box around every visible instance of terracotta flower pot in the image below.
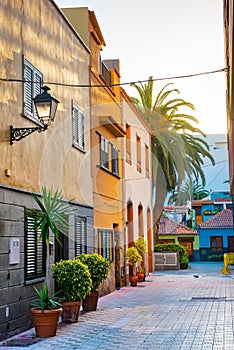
[129,275,138,287]
[31,308,62,337]
[82,291,99,311]
[61,301,81,323]
[136,272,144,282]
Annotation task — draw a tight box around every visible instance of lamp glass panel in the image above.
[50,100,58,121]
[35,102,51,124]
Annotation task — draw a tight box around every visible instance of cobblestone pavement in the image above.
[1,262,234,350]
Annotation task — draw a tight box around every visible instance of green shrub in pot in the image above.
[76,253,110,292]
[76,253,110,311]
[52,259,92,301]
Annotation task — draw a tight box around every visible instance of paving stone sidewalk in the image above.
[1,262,234,350]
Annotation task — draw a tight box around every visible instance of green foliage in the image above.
[134,237,147,272]
[180,252,189,264]
[31,284,61,311]
[76,253,110,291]
[134,237,147,258]
[28,187,75,244]
[131,78,215,243]
[52,259,92,301]
[154,243,187,262]
[168,179,210,205]
[126,247,142,266]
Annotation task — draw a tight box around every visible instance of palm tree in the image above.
[131,77,215,243]
[168,179,210,205]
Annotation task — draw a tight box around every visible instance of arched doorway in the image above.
[127,201,134,247]
[138,203,144,238]
[147,208,153,272]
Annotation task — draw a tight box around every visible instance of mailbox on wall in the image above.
[9,238,20,265]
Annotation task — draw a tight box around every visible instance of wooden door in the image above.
[228,236,234,252]
[178,237,194,257]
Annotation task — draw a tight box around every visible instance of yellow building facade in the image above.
[0,0,94,341]
[62,8,126,291]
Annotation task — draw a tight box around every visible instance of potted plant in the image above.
[29,187,75,333]
[30,284,62,337]
[180,252,189,269]
[77,253,110,311]
[126,247,142,286]
[134,237,147,281]
[52,259,92,322]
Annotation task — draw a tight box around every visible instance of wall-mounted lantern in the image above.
[10,86,59,144]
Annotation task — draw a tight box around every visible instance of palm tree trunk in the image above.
[153,166,168,245]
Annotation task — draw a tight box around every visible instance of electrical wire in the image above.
[202,160,228,168]
[0,67,227,88]
[206,162,228,187]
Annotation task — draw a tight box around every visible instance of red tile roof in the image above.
[213,197,232,203]
[199,209,233,228]
[191,199,213,206]
[159,217,198,235]
[164,206,189,210]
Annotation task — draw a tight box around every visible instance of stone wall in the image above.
[0,185,94,341]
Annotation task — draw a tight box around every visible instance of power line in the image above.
[202,160,228,168]
[206,162,228,187]
[0,67,227,89]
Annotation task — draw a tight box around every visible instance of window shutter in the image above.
[98,229,113,261]
[73,104,85,150]
[100,136,109,170]
[112,145,119,176]
[24,59,43,119]
[24,64,34,115]
[34,72,42,119]
[73,106,79,144]
[26,216,45,281]
[75,217,87,255]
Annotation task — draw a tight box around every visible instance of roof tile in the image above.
[159,217,198,235]
[199,209,233,228]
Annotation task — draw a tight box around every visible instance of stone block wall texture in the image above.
[0,186,94,341]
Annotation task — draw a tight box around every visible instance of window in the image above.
[75,216,87,256]
[136,135,141,172]
[24,58,43,120]
[25,215,46,283]
[126,124,131,164]
[100,135,119,176]
[112,145,119,176]
[73,102,85,150]
[145,144,149,178]
[100,135,109,170]
[98,229,114,261]
[210,236,223,251]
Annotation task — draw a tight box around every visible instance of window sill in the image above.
[97,165,120,179]
[22,113,43,127]
[73,143,86,153]
[25,276,46,285]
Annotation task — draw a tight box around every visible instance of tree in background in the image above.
[131,77,214,243]
[168,179,210,205]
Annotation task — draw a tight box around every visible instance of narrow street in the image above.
[1,262,234,350]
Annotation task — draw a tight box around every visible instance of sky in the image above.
[54,0,227,135]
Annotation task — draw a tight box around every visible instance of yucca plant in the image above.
[31,284,61,311]
[28,187,75,292]
[28,187,75,244]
